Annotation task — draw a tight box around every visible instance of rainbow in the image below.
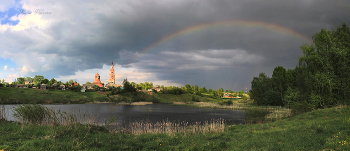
[130,20,312,63]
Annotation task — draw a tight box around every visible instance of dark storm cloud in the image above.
[3,0,350,90]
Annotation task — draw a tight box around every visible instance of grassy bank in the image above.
[0,87,219,105]
[1,105,349,150]
[0,87,108,104]
[0,87,158,104]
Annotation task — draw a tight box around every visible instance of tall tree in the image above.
[17,77,25,84]
[272,66,287,105]
[33,75,44,86]
[202,87,208,93]
[123,78,136,92]
[249,73,273,105]
[25,77,33,83]
[185,84,193,94]
[49,78,57,86]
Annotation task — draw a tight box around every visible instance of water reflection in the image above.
[3,103,245,129]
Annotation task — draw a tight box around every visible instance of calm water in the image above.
[2,103,245,128]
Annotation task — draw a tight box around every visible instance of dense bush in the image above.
[191,96,200,102]
[69,85,83,92]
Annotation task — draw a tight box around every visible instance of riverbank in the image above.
[1,105,349,150]
[0,87,219,105]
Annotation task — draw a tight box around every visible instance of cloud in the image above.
[0,0,349,90]
[0,0,16,12]
[3,65,7,71]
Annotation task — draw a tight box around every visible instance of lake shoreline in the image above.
[1,106,348,150]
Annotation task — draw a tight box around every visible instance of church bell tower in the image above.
[109,61,115,84]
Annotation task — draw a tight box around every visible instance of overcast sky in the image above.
[0,0,349,91]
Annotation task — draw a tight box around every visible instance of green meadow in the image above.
[0,104,349,150]
[0,87,107,104]
[0,87,220,104]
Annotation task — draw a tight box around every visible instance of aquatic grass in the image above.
[244,109,270,124]
[114,119,226,135]
[11,104,107,140]
[13,104,51,124]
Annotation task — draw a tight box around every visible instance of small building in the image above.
[24,81,33,86]
[69,82,80,87]
[59,84,65,90]
[223,93,233,98]
[149,86,163,92]
[41,84,46,90]
[17,84,24,88]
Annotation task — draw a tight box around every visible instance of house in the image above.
[17,84,24,88]
[223,93,233,98]
[24,81,33,86]
[68,82,80,87]
[148,86,163,92]
[41,84,47,90]
[59,84,65,90]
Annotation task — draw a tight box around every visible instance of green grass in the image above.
[0,87,160,104]
[0,105,349,150]
[152,93,219,104]
[0,87,108,104]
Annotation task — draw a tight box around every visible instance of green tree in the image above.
[68,79,74,84]
[86,81,91,84]
[25,77,33,83]
[285,69,296,89]
[185,84,193,94]
[41,79,49,84]
[49,78,57,85]
[202,87,208,93]
[17,77,25,84]
[123,78,136,92]
[249,73,273,105]
[271,66,287,105]
[297,23,350,108]
[33,75,44,87]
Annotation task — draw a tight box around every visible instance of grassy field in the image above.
[0,87,160,104]
[0,105,349,150]
[152,93,219,104]
[0,87,220,105]
[0,87,108,104]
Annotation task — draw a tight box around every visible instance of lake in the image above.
[2,103,245,128]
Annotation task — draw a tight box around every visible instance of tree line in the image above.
[249,23,350,114]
